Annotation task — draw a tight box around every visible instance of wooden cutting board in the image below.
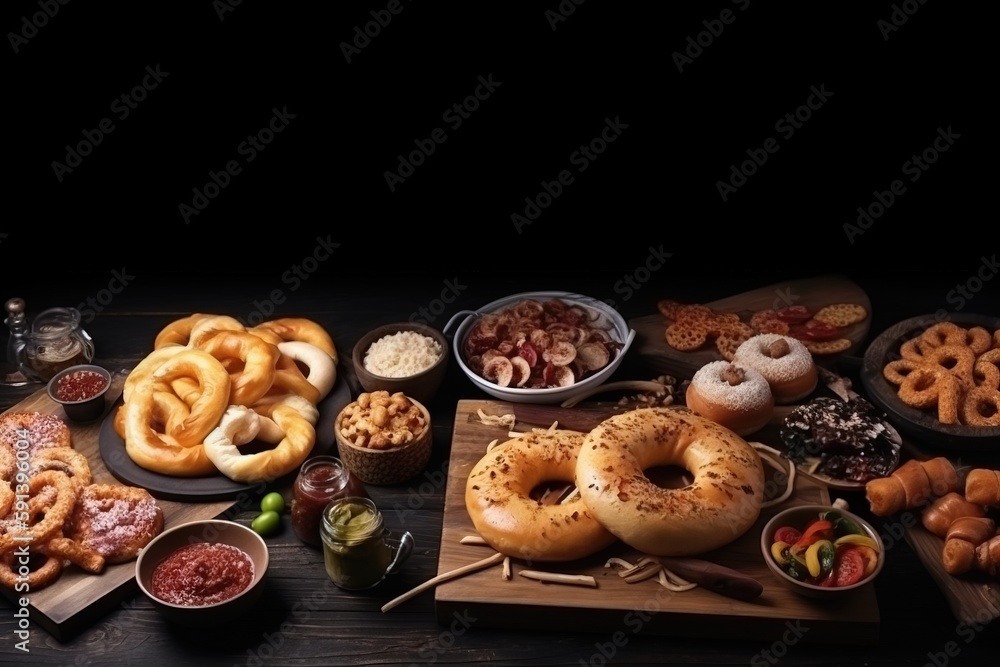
[0,377,234,641]
[434,400,881,644]
[628,274,872,380]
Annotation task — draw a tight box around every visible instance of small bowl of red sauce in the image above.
[46,363,112,423]
[135,519,269,626]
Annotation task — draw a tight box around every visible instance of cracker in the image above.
[665,321,707,351]
[813,303,868,327]
[749,309,790,335]
[802,338,852,355]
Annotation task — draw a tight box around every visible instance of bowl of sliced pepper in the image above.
[761,504,885,599]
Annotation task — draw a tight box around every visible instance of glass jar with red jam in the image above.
[291,455,367,547]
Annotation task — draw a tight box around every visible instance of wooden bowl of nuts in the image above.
[334,390,432,485]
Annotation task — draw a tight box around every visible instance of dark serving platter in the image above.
[860,313,1000,454]
[98,371,351,501]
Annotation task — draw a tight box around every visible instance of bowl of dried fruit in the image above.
[443,291,635,405]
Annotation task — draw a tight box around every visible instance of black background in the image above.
[4,1,994,313]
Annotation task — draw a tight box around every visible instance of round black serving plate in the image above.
[98,372,351,502]
[860,313,1000,455]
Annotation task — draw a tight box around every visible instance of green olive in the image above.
[252,510,281,536]
[260,491,285,514]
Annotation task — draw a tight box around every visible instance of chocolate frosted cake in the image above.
[779,395,901,483]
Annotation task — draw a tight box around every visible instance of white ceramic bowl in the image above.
[443,291,635,405]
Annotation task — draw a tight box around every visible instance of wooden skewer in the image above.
[381,552,505,612]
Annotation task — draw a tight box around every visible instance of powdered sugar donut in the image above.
[685,361,774,436]
[732,334,817,404]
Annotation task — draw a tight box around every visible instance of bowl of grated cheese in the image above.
[351,322,449,404]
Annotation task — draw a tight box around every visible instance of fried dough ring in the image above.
[974,349,1000,390]
[920,322,967,348]
[68,484,164,564]
[0,470,77,554]
[153,313,212,349]
[196,331,280,406]
[965,326,994,356]
[961,387,1000,427]
[250,318,337,361]
[923,344,976,389]
[40,535,106,574]
[0,446,15,484]
[29,448,92,490]
[883,358,925,386]
[203,402,316,482]
[0,549,63,591]
[899,338,934,361]
[0,483,13,517]
[897,366,949,408]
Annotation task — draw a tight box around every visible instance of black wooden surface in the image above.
[4,1,996,662]
[1,271,998,665]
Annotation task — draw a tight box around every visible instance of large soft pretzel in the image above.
[194,331,280,406]
[203,399,317,483]
[122,314,335,481]
[250,317,338,361]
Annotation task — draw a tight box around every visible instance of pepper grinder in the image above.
[4,298,28,364]
[3,298,29,385]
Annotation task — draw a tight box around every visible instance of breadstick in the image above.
[964,468,1000,506]
[865,457,958,517]
[381,552,504,612]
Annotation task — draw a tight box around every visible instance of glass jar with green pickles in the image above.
[320,497,413,590]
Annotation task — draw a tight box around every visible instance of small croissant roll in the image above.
[922,492,986,538]
[964,468,1000,506]
[865,457,958,517]
[975,533,1000,578]
[942,516,996,575]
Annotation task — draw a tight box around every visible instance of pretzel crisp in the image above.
[883,322,1000,427]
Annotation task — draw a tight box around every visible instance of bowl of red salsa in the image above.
[46,364,112,423]
[760,504,885,599]
[135,519,269,626]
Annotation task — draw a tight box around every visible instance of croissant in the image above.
[865,457,958,517]
[921,492,986,538]
[942,516,995,575]
[964,468,1000,506]
[975,532,1000,577]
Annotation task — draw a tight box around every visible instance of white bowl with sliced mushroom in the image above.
[443,291,635,404]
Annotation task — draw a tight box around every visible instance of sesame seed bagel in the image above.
[465,429,618,563]
[575,407,765,557]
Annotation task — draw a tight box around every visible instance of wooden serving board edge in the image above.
[1,384,236,642]
[434,399,881,645]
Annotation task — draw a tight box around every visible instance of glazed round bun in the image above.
[685,361,774,436]
[576,407,765,557]
[466,429,618,562]
[732,333,817,404]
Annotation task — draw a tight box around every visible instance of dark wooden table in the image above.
[1,270,997,665]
